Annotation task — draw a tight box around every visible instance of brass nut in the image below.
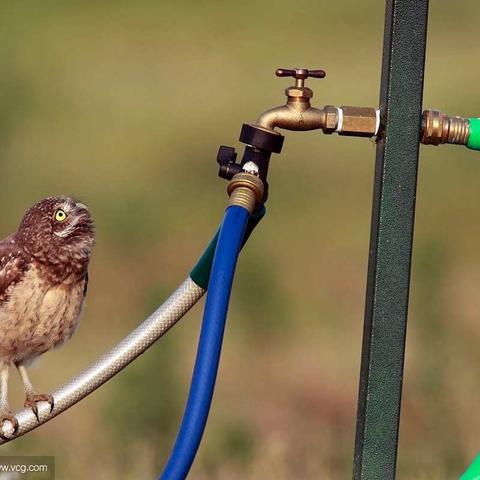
[323,105,338,134]
[285,86,313,100]
[422,109,444,145]
[339,106,377,137]
[227,172,264,212]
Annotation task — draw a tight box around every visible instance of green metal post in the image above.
[353,1,429,478]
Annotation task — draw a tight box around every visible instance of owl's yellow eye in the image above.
[55,209,67,222]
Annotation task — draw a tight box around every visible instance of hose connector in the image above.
[227,172,264,213]
[421,109,471,147]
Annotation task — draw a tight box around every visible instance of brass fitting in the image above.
[323,105,339,134]
[254,68,379,138]
[285,86,313,102]
[227,172,264,213]
[421,109,470,146]
[338,106,379,137]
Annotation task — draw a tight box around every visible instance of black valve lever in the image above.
[217,145,241,180]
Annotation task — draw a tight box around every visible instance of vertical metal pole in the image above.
[353,1,429,479]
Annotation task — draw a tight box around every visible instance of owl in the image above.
[0,197,95,436]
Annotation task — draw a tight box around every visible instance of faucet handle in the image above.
[275,68,326,79]
[275,68,326,89]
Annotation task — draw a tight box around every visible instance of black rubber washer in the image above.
[239,124,284,154]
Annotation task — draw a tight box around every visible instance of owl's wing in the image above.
[0,235,29,305]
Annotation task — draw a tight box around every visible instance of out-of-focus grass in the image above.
[0,1,479,478]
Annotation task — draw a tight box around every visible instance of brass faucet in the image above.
[254,68,379,137]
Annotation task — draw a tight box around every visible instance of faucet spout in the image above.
[256,103,327,132]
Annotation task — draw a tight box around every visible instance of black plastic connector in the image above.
[217,145,242,180]
[239,124,284,154]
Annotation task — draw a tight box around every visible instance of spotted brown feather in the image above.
[0,236,29,307]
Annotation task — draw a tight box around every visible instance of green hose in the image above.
[460,452,480,479]
[467,118,480,151]
[190,205,266,289]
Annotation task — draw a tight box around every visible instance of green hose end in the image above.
[189,232,219,290]
[190,205,266,289]
[460,452,480,480]
[467,118,480,151]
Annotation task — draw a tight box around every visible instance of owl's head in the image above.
[17,196,95,264]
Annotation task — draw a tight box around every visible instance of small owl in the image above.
[0,197,94,435]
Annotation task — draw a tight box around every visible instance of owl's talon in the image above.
[0,414,19,439]
[25,393,54,421]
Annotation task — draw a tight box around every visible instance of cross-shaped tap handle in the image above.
[275,68,326,89]
[275,68,326,80]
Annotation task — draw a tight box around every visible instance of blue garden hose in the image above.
[160,204,251,480]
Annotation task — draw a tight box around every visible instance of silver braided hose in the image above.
[0,277,205,444]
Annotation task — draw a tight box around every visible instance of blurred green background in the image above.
[0,1,479,478]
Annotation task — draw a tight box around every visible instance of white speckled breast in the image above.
[0,265,86,365]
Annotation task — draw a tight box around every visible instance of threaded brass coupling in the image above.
[227,172,264,213]
[421,109,470,146]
